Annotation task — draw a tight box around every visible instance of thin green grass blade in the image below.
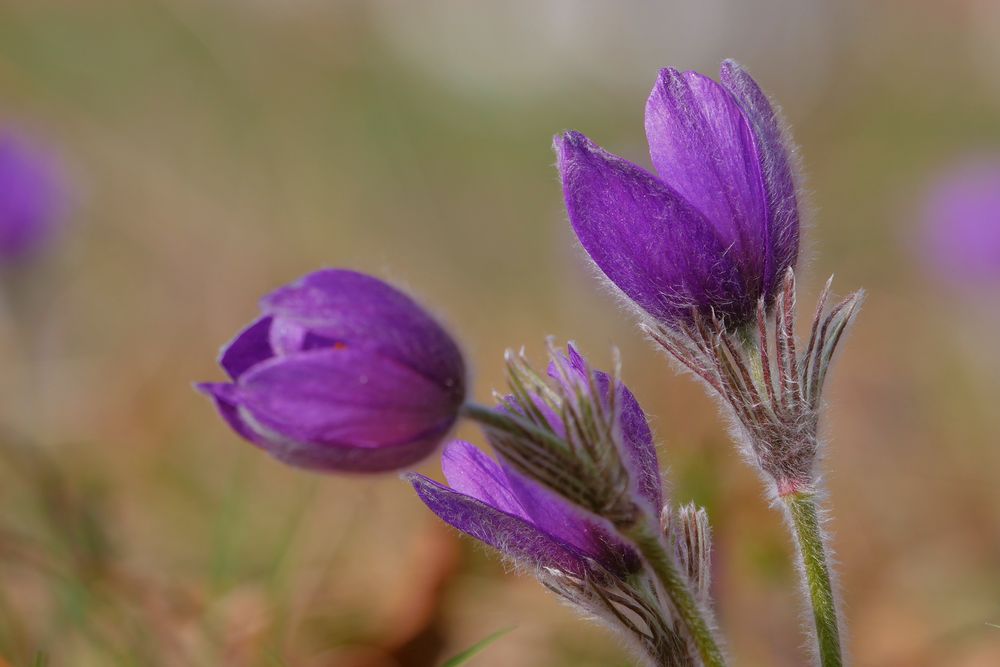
[440,626,515,666]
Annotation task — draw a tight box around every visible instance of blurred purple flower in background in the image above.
[198,269,467,472]
[0,129,65,262]
[555,60,800,330]
[918,156,1000,289]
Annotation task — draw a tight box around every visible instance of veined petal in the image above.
[408,473,590,576]
[197,380,451,472]
[720,59,800,297]
[503,466,641,576]
[441,440,529,520]
[555,130,749,325]
[234,348,459,448]
[645,68,770,297]
[260,269,465,400]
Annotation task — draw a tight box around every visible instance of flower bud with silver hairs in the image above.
[443,342,726,667]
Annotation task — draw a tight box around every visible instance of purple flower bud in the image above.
[483,343,663,529]
[0,130,66,261]
[918,156,1000,289]
[554,60,800,330]
[408,439,640,578]
[198,269,467,473]
[548,344,662,513]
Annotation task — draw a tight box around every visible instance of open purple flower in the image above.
[554,60,800,330]
[0,130,65,261]
[198,269,466,473]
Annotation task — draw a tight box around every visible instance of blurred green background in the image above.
[1,1,998,665]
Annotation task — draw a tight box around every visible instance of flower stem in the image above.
[625,520,727,667]
[784,492,843,667]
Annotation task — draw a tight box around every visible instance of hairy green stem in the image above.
[624,521,726,667]
[784,492,843,667]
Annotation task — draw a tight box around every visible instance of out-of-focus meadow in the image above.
[0,1,998,665]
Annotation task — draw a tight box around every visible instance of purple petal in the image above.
[616,382,661,511]
[267,317,344,356]
[408,473,590,576]
[554,130,750,325]
[645,68,769,298]
[234,348,460,448]
[197,382,268,447]
[439,438,639,575]
[260,270,465,400]
[503,467,641,575]
[719,60,800,296]
[197,378,449,472]
[266,433,448,473]
[219,317,275,380]
[441,440,530,520]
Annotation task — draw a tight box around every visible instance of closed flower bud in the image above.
[488,342,662,527]
[555,60,800,331]
[198,269,466,473]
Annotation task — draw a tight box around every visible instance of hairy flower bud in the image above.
[662,503,713,607]
[409,345,713,666]
[198,269,466,472]
[481,342,662,528]
[554,60,800,331]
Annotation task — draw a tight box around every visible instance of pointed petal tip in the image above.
[195,381,236,401]
[404,471,432,487]
[553,130,592,161]
[720,58,742,74]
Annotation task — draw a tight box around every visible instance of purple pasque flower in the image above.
[408,346,714,665]
[554,60,800,330]
[409,343,661,575]
[0,129,66,261]
[918,156,1000,288]
[198,269,467,473]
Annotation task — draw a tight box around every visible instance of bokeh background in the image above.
[1,1,999,665]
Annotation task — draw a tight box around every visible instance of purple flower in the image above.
[198,269,467,473]
[408,440,641,578]
[918,156,1000,288]
[0,130,66,261]
[409,344,662,577]
[554,60,799,329]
